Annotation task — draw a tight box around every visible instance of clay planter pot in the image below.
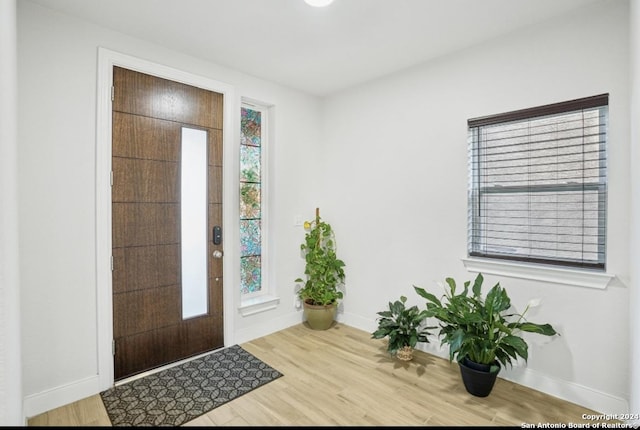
[303,301,337,330]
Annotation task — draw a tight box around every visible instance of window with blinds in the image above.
[467,94,608,270]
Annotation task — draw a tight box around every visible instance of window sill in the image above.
[461,258,615,289]
[238,295,280,317]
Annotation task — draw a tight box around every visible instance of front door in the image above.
[111,66,224,380]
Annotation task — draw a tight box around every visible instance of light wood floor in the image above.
[28,323,605,426]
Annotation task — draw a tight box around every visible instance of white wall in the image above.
[17,0,633,421]
[0,0,22,425]
[629,0,640,424]
[17,0,321,418]
[321,0,630,414]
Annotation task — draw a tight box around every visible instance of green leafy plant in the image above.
[295,211,345,306]
[414,273,558,371]
[372,295,434,357]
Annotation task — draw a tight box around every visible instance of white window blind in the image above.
[468,94,608,270]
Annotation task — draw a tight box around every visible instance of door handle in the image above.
[212,250,223,259]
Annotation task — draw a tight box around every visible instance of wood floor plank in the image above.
[27,323,606,427]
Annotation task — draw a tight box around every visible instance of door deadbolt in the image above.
[213,226,222,245]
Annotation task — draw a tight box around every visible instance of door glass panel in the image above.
[181,127,208,319]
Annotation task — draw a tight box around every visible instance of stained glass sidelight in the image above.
[240,219,261,256]
[240,107,262,294]
[240,145,261,183]
[241,108,262,146]
[240,256,262,296]
[240,183,261,219]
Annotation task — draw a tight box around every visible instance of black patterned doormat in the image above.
[100,345,283,426]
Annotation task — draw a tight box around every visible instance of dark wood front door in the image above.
[111,66,224,381]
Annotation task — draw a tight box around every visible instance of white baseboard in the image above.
[23,374,102,420]
[22,309,303,421]
[340,310,378,334]
[626,418,640,428]
[23,312,630,422]
[233,311,302,345]
[501,366,629,416]
[342,311,629,416]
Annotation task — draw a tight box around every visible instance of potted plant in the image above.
[295,209,346,330]
[371,295,434,361]
[414,273,558,397]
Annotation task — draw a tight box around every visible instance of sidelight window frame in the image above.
[238,99,280,315]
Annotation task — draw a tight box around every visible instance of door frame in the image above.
[96,47,236,390]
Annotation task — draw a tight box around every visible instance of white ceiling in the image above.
[28,0,606,96]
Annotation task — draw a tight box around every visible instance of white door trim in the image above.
[96,47,236,390]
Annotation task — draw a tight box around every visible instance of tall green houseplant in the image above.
[295,209,346,330]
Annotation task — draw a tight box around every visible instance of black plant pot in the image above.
[458,356,501,397]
